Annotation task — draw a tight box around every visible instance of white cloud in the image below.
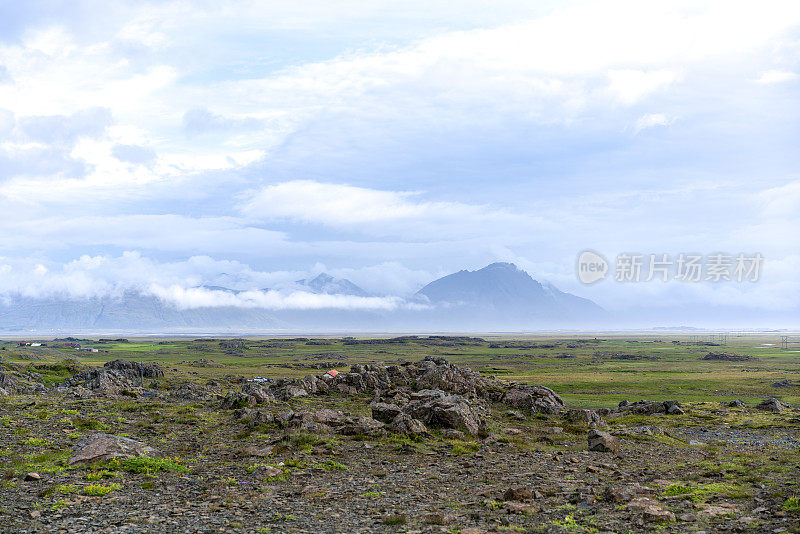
[0,251,425,311]
[754,69,798,84]
[241,180,547,239]
[607,70,680,105]
[634,113,673,133]
[0,1,797,323]
[0,215,288,253]
[148,284,407,311]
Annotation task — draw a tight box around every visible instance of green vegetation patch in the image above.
[104,456,188,474]
[83,482,121,496]
[663,482,753,502]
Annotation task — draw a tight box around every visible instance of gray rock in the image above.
[0,372,16,390]
[69,433,159,465]
[104,359,165,379]
[403,389,484,435]
[338,416,385,437]
[756,397,786,412]
[390,413,427,436]
[371,402,402,423]
[588,430,620,454]
[221,390,256,410]
[502,384,564,414]
[565,408,603,425]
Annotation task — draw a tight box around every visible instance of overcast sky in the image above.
[0,0,798,324]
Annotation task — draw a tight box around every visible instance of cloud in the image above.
[0,65,10,84]
[0,251,425,311]
[607,70,680,105]
[240,180,547,239]
[182,108,266,136]
[111,143,156,165]
[754,69,798,84]
[16,107,113,145]
[634,113,673,133]
[148,284,408,311]
[0,1,796,324]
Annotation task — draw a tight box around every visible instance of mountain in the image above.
[0,292,283,333]
[294,273,370,297]
[415,262,603,327]
[0,264,603,333]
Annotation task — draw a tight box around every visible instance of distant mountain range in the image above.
[0,263,604,333]
[294,273,370,297]
[0,292,283,333]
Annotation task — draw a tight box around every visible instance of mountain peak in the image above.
[309,273,334,285]
[415,262,602,322]
[481,262,519,272]
[296,272,370,297]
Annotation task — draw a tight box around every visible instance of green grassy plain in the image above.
[6,334,799,408]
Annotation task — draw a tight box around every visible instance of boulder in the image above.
[68,433,159,465]
[564,408,602,425]
[588,430,620,454]
[104,359,165,379]
[626,497,675,523]
[269,378,311,401]
[371,402,402,423]
[247,411,276,428]
[323,357,558,414]
[502,385,564,415]
[221,390,256,410]
[171,383,209,400]
[403,389,484,435]
[0,372,16,390]
[616,400,683,416]
[291,409,344,429]
[338,416,385,437]
[604,483,656,503]
[240,383,273,404]
[390,413,427,436]
[756,397,786,412]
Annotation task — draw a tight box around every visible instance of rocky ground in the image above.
[1,356,799,533]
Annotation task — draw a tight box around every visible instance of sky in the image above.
[0,0,798,326]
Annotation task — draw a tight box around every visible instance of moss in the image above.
[83,482,121,496]
[784,496,800,513]
[662,482,752,502]
[104,456,188,474]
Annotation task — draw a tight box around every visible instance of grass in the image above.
[1,334,799,532]
[316,460,347,471]
[383,513,406,526]
[663,482,753,502]
[83,483,121,496]
[72,417,109,431]
[104,456,188,474]
[451,441,480,455]
[56,484,78,495]
[86,470,117,481]
[784,496,800,513]
[8,335,798,407]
